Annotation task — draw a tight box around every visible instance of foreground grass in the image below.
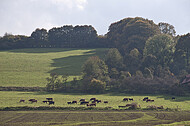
[1,91,190,111]
[1,111,190,126]
[0,48,107,87]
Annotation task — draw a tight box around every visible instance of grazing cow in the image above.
[19,99,25,103]
[29,99,35,102]
[104,101,108,103]
[97,100,101,103]
[29,99,37,103]
[146,99,154,102]
[30,99,37,103]
[118,105,127,108]
[72,101,77,104]
[90,98,96,101]
[80,99,85,102]
[172,97,175,100]
[143,97,149,101]
[42,100,48,103]
[67,102,72,104]
[48,101,55,105]
[123,98,128,101]
[46,98,53,101]
[92,100,96,103]
[87,103,96,107]
[80,101,89,105]
[129,98,134,101]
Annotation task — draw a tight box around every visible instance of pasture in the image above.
[0,48,107,87]
[1,91,190,111]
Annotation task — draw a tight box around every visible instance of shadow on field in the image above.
[48,49,107,76]
[156,95,190,102]
[8,48,75,53]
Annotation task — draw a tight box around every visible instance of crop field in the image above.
[1,91,190,111]
[0,48,107,87]
[1,111,190,126]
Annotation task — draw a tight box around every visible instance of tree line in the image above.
[44,17,190,95]
[1,17,190,95]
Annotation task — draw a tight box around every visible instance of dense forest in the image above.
[1,17,190,95]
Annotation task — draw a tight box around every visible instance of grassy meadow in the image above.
[1,91,190,111]
[0,48,107,87]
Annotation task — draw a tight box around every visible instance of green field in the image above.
[0,48,107,87]
[1,91,190,111]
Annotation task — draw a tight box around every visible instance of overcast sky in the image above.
[0,0,190,36]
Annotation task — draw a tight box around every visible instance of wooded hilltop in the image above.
[1,17,190,95]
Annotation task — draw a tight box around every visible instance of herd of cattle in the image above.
[19,96,176,109]
[19,98,55,105]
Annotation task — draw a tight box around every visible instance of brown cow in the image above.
[87,103,96,107]
[29,99,37,103]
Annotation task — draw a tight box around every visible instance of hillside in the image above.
[0,48,107,87]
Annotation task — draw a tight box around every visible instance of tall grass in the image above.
[0,48,107,87]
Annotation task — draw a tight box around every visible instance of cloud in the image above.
[49,0,87,10]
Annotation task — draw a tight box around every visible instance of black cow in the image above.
[80,101,89,105]
[123,98,128,101]
[46,98,53,101]
[42,100,48,103]
[90,98,96,101]
[129,98,133,101]
[72,101,77,104]
[104,101,108,103]
[67,102,72,104]
[19,99,25,103]
[48,101,55,105]
[80,99,85,102]
[143,97,149,101]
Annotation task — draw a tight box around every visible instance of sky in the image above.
[0,0,190,36]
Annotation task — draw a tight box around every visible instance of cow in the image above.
[143,97,149,101]
[48,101,55,105]
[42,100,48,103]
[129,98,134,101]
[118,105,127,108]
[19,99,25,103]
[29,99,37,103]
[92,100,96,103]
[97,100,101,103]
[80,101,89,105]
[146,99,154,102]
[80,99,85,102]
[46,98,53,101]
[172,97,175,100]
[72,101,77,104]
[30,99,37,103]
[87,103,96,107]
[67,102,72,104]
[90,98,96,101]
[104,101,108,103]
[123,98,128,101]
